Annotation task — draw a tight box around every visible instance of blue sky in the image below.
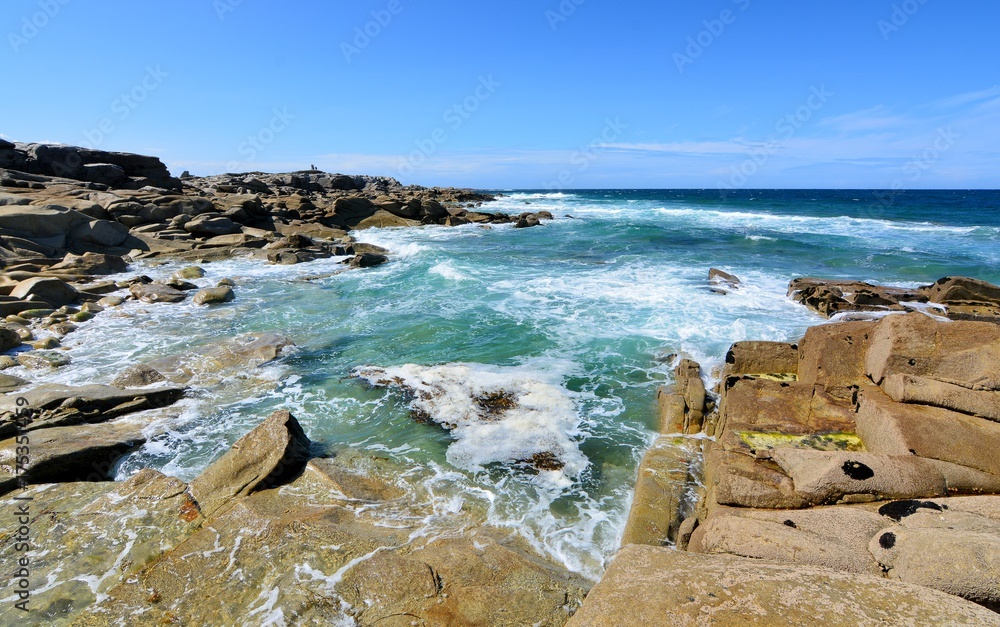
[3,0,999,188]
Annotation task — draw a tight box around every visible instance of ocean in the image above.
[32,189,1000,581]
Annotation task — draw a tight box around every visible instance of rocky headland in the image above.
[2,140,1000,625]
[576,273,1000,625]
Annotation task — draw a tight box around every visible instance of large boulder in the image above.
[9,277,78,306]
[0,204,89,240]
[722,341,797,379]
[620,436,699,546]
[129,282,187,303]
[69,219,130,247]
[920,276,1000,306]
[192,286,235,305]
[183,214,242,236]
[865,312,1000,390]
[796,320,874,387]
[189,410,312,518]
[353,209,422,229]
[856,384,1000,476]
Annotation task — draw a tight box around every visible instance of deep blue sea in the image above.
[24,189,1000,580]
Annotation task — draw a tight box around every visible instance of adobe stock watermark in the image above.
[878,0,930,41]
[10,396,34,613]
[8,0,72,54]
[674,0,751,73]
[868,126,958,213]
[545,117,627,191]
[225,107,295,173]
[82,65,169,150]
[341,0,404,63]
[214,0,244,21]
[397,75,501,179]
[718,84,833,191]
[546,0,587,31]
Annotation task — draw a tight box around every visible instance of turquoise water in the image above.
[27,189,1000,579]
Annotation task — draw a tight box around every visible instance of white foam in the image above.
[429,262,471,282]
[355,363,588,485]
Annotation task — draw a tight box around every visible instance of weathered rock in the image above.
[690,505,888,576]
[9,276,79,307]
[620,436,699,546]
[722,341,797,379]
[16,351,70,370]
[769,449,948,504]
[865,312,1000,390]
[703,442,808,511]
[183,213,242,236]
[353,209,421,229]
[171,265,205,279]
[857,383,1000,477]
[716,378,857,440]
[662,359,707,434]
[146,333,294,385]
[0,419,147,493]
[708,267,741,291]
[348,252,388,268]
[883,373,1000,421]
[129,281,187,303]
[788,278,924,318]
[920,276,1000,307]
[0,470,202,626]
[566,545,999,627]
[0,373,27,393]
[868,498,1000,608]
[797,320,874,387]
[0,383,185,436]
[189,410,312,519]
[69,218,130,247]
[0,325,20,351]
[192,286,235,305]
[97,294,125,307]
[48,251,128,275]
[110,363,167,388]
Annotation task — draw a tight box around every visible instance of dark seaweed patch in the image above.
[842,460,875,480]
[878,500,943,522]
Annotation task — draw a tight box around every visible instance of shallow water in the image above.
[19,189,1000,580]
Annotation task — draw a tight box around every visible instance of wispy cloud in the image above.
[819,105,910,132]
[928,85,1000,110]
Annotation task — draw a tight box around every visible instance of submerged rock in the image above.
[355,363,587,477]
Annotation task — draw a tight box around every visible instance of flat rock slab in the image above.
[722,341,798,379]
[857,384,1000,477]
[0,383,185,437]
[883,373,1000,421]
[718,378,856,438]
[0,470,202,626]
[865,312,1000,390]
[796,320,874,387]
[0,419,148,493]
[566,545,1000,626]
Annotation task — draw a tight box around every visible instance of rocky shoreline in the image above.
[2,141,1000,625]
[578,273,1000,625]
